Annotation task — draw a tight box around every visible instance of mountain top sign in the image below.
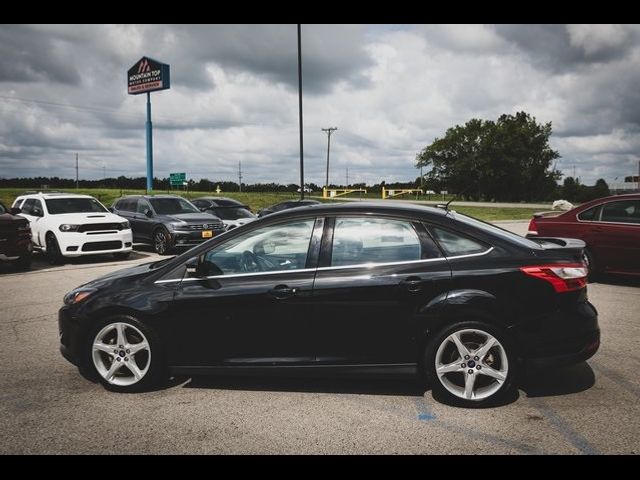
[127,57,170,95]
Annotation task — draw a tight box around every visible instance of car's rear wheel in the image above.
[153,227,173,255]
[86,315,165,392]
[424,321,517,408]
[45,233,64,265]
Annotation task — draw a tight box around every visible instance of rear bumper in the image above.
[517,300,600,370]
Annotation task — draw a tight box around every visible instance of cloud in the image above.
[1,24,639,188]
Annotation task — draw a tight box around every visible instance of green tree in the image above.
[562,176,580,201]
[416,112,561,201]
[592,178,610,199]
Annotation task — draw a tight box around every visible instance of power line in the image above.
[321,127,338,188]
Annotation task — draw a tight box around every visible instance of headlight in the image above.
[120,221,130,230]
[169,222,186,230]
[59,224,80,232]
[63,288,97,305]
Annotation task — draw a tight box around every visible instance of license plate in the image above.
[202,230,213,238]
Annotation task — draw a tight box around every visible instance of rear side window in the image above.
[578,205,601,221]
[430,226,490,256]
[601,200,640,224]
[330,217,422,266]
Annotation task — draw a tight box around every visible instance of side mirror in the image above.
[10,207,21,215]
[186,256,205,277]
[144,209,153,218]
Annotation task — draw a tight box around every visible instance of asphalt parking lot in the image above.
[1,225,639,454]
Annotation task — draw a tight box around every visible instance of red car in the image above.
[527,194,640,276]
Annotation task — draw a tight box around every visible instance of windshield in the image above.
[450,211,541,249]
[213,207,255,220]
[45,197,108,214]
[149,198,199,215]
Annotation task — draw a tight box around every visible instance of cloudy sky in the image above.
[1,24,639,187]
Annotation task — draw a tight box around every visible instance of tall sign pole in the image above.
[146,92,153,192]
[297,24,305,200]
[128,56,171,193]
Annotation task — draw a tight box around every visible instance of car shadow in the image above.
[591,274,640,288]
[520,362,595,398]
[180,375,426,397]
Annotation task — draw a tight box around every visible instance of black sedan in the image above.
[59,202,599,407]
[111,195,226,255]
[256,199,320,217]
[191,197,257,230]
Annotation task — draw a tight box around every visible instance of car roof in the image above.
[267,200,450,219]
[18,192,96,199]
[117,194,186,200]
[571,193,640,211]
[194,197,246,206]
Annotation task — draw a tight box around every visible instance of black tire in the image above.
[423,320,518,408]
[82,314,166,393]
[153,227,173,255]
[12,253,32,271]
[113,252,132,260]
[45,233,64,265]
[583,247,597,281]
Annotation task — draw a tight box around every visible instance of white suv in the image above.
[12,192,133,264]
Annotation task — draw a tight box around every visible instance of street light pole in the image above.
[322,127,337,189]
[297,24,305,200]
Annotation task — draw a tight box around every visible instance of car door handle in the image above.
[268,285,297,299]
[400,276,423,293]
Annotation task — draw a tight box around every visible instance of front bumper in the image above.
[59,306,82,366]
[170,228,226,247]
[516,300,600,370]
[57,230,133,257]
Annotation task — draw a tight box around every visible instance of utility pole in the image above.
[346,167,349,187]
[322,127,338,189]
[297,24,305,200]
[75,153,79,189]
[238,160,243,192]
[420,165,423,188]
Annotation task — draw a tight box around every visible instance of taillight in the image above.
[520,263,588,293]
[527,217,538,235]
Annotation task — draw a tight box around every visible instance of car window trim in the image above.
[576,199,640,226]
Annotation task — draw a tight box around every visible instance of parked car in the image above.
[527,193,640,277]
[0,201,32,270]
[59,202,598,407]
[12,192,132,265]
[257,199,320,217]
[191,197,257,230]
[111,195,226,255]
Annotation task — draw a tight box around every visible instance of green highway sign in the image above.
[170,172,186,186]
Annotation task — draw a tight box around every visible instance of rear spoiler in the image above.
[533,211,563,218]
[527,236,586,261]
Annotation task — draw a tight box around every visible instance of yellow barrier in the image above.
[322,187,367,198]
[382,187,423,199]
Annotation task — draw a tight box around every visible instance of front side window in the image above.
[330,217,422,267]
[148,198,199,215]
[45,197,107,214]
[601,200,640,224]
[136,200,151,214]
[200,219,316,276]
[21,199,35,215]
[431,226,490,256]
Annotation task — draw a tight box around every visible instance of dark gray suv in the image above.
[111,195,225,255]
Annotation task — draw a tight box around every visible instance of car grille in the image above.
[187,222,223,230]
[81,241,123,252]
[78,223,124,232]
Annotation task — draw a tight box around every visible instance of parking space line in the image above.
[528,398,600,455]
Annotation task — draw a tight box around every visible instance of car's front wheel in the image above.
[424,321,517,407]
[45,233,64,265]
[85,315,165,392]
[153,227,173,255]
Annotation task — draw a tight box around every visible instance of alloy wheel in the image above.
[92,322,151,386]
[434,328,509,401]
[154,231,167,255]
